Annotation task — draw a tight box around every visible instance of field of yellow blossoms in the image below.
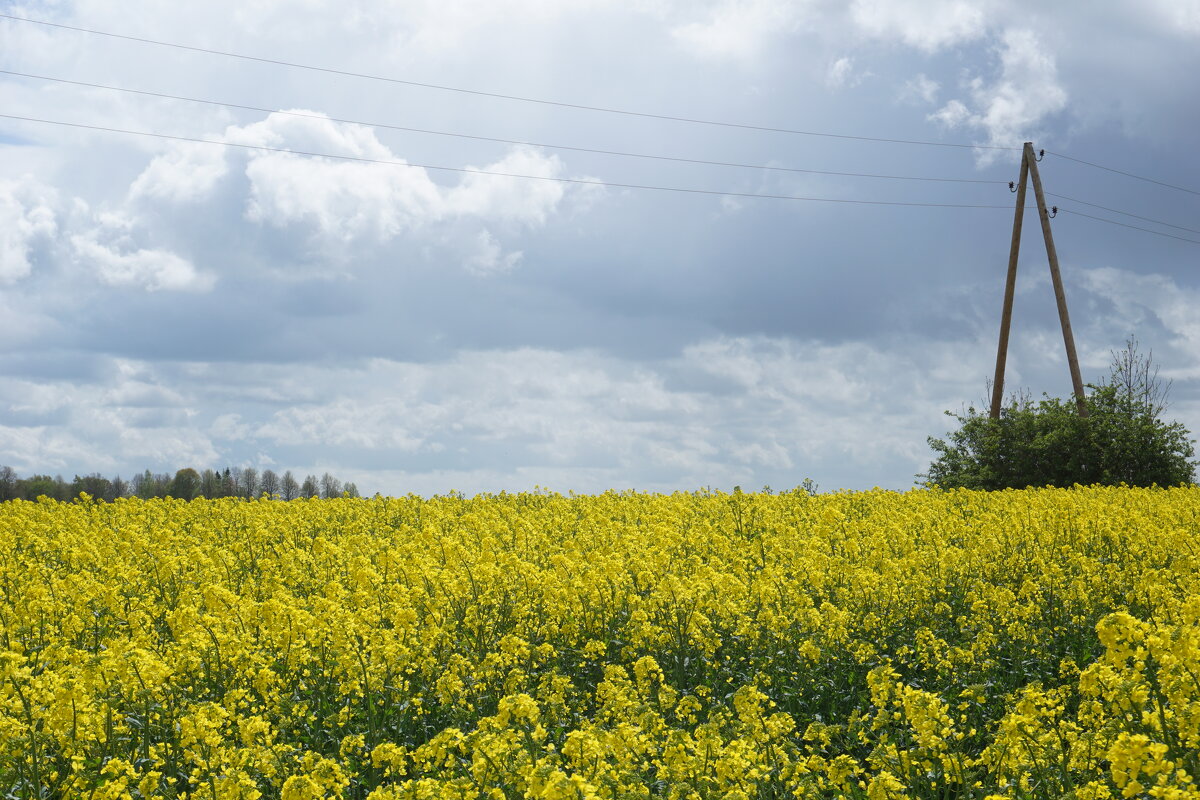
[2,487,1199,799]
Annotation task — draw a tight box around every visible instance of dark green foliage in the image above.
[71,473,115,501]
[923,340,1196,489]
[169,467,202,500]
[22,474,68,501]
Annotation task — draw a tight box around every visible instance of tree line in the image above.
[0,466,360,502]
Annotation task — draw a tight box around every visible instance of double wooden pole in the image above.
[989,142,1088,419]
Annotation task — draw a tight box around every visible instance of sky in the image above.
[1,0,1198,496]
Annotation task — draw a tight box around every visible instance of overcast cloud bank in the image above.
[1,0,1198,494]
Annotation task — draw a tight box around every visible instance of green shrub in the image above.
[923,340,1196,489]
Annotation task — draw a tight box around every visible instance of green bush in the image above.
[922,341,1196,489]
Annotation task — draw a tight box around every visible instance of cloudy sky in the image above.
[1,0,1198,495]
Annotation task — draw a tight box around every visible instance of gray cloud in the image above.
[1,0,1197,493]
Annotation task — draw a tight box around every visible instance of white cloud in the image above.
[229,113,569,260]
[129,142,229,204]
[71,217,213,292]
[850,0,991,52]
[211,413,253,441]
[0,179,56,284]
[0,365,218,474]
[257,398,433,451]
[106,427,221,471]
[1079,267,1200,360]
[95,335,985,492]
[11,306,1199,494]
[930,28,1067,153]
[672,0,809,61]
[464,229,523,276]
[0,424,99,474]
[247,349,711,475]
[1142,0,1200,36]
[826,56,864,89]
[338,0,623,61]
[105,379,187,408]
[244,151,443,242]
[929,98,971,127]
[228,110,397,159]
[237,112,445,242]
[901,73,940,104]
[3,0,1199,496]
[447,148,568,227]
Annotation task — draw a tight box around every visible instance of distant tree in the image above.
[923,339,1195,489]
[72,473,113,500]
[0,466,17,501]
[280,471,299,501]
[1109,336,1172,416]
[0,465,368,502]
[320,472,342,499]
[241,467,259,499]
[23,474,64,500]
[133,470,156,499]
[146,472,172,498]
[170,468,202,500]
[199,469,221,499]
[260,469,280,498]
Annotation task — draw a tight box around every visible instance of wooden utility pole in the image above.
[989,150,1029,419]
[989,142,1089,418]
[1025,142,1088,416]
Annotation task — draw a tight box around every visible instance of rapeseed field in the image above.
[1,487,1198,799]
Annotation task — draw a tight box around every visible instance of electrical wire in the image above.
[25,69,1200,239]
[5,114,1197,250]
[1047,192,1200,236]
[0,112,1023,209]
[6,111,1198,248]
[0,12,1021,152]
[0,69,1009,186]
[8,14,1197,209]
[9,71,1196,239]
[1057,209,1200,246]
[1046,151,1200,197]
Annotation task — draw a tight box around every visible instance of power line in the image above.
[8,14,1196,220]
[0,112,1023,209]
[13,72,1192,239]
[0,12,1021,152]
[9,73,1197,244]
[1058,209,1200,246]
[1046,191,1200,235]
[4,113,1195,248]
[0,69,1009,186]
[6,111,1196,248]
[1046,151,1200,197]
